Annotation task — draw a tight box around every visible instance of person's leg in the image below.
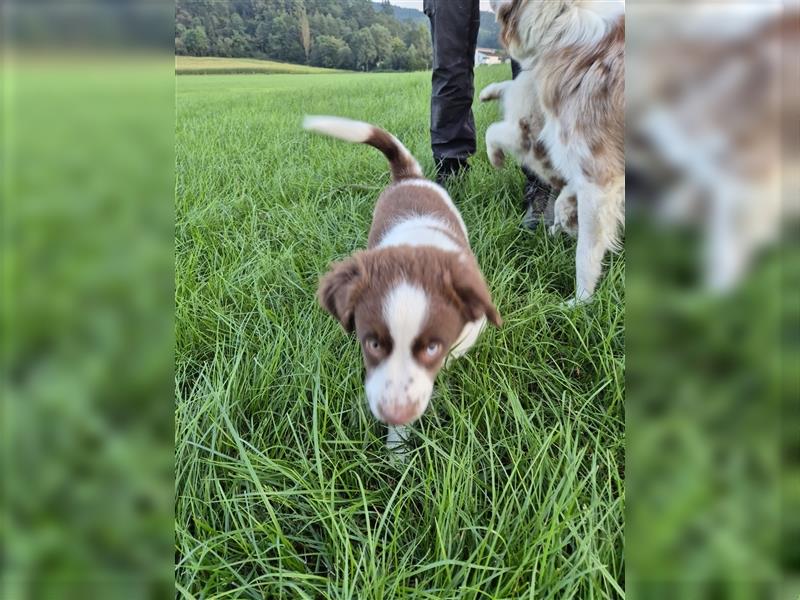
[425,0,480,182]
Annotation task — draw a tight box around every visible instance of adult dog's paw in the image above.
[552,191,578,237]
[479,83,502,102]
[489,147,506,169]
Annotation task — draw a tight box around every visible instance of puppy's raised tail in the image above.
[303,115,423,182]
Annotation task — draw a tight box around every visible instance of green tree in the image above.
[183,25,209,55]
[389,37,408,70]
[297,3,312,64]
[264,13,305,63]
[351,28,377,71]
[310,35,346,69]
[336,44,354,69]
[254,21,271,54]
[369,24,393,69]
[229,31,250,56]
[379,0,393,17]
[407,43,429,71]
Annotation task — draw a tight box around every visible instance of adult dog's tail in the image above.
[303,115,423,182]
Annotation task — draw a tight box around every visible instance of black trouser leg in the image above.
[424,0,481,164]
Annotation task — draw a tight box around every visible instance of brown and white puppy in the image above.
[482,0,624,302]
[304,116,501,450]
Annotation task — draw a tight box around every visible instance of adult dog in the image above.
[481,0,624,301]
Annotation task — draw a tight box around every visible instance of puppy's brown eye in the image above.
[425,341,441,357]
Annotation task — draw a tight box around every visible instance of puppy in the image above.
[482,0,625,302]
[304,116,501,451]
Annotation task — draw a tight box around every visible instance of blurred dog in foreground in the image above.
[482,0,624,302]
[304,116,501,452]
[626,5,796,292]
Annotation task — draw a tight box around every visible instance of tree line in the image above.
[176,0,434,71]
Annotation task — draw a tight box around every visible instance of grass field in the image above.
[175,67,625,598]
[176,55,347,75]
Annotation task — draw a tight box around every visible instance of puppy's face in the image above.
[318,248,501,426]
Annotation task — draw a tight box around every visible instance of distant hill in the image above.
[372,2,501,49]
[376,3,427,24]
[176,0,433,72]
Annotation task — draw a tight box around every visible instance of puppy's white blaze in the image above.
[365,281,433,424]
[378,215,460,252]
[302,115,372,143]
[396,179,469,237]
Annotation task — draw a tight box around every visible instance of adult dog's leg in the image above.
[479,80,512,102]
[705,189,747,293]
[550,186,578,237]
[574,185,618,302]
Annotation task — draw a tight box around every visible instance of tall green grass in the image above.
[175,67,624,598]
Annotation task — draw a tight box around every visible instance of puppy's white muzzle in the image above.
[365,361,433,426]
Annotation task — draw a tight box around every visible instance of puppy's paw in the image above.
[561,294,594,309]
[386,425,410,463]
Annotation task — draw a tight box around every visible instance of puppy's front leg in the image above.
[386,425,410,461]
[446,315,487,367]
[479,80,512,102]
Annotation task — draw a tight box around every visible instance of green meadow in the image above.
[175,67,624,598]
[176,55,348,75]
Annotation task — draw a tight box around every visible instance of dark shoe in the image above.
[521,175,555,229]
[434,157,470,186]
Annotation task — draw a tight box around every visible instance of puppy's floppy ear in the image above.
[446,255,502,328]
[317,255,365,333]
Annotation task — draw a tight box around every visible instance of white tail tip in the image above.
[302,115,372,144]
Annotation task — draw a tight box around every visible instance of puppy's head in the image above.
[318,247,501,426]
